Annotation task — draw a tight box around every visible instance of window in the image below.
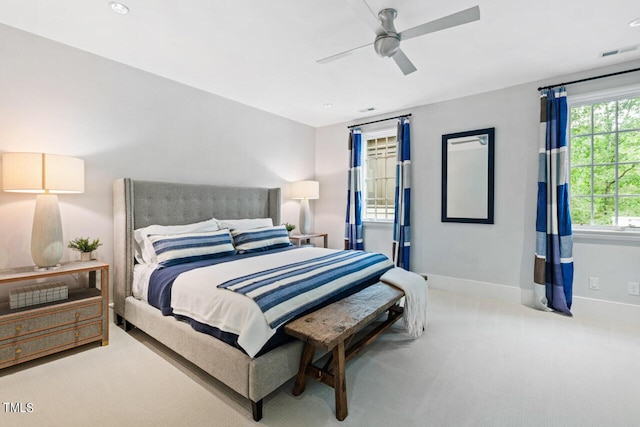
[569,88,640,229]
[363,130,397,221]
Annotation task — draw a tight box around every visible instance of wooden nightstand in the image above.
[289,233,328,248]
[0,260,109,369]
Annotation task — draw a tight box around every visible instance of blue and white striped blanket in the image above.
[217,249,394,329]
[168,247,393,357]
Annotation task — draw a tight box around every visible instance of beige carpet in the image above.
[2,289,639,427]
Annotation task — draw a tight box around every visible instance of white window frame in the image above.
[568,83,640,242]
[362,128,397,223]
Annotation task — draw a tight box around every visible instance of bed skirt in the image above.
[124,296,305,402]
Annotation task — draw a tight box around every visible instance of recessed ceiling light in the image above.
[323,103,333,108]
[109,2,129,14]
[630,18,640,27]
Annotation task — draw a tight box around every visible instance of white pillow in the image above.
[217,218,273,230]
[134,218,219,264]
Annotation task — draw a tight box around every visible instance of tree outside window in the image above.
[570,94,640,227]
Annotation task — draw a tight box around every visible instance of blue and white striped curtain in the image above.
[393,118,411,269]
[345,128,364,250]
[534,87,573,315]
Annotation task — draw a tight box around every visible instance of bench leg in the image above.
[333,341,348,421]
[323,334,355,374]
[293,343,315,396]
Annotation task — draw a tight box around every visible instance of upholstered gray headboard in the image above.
[112,178,281,321]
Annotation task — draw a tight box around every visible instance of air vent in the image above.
[357,107,376,113]
[600,44,639,58]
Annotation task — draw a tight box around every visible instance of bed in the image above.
[112,178,394,421]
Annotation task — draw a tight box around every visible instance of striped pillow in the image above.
[134,218,219,264]
[231,225,292,254]
[148,229,236,267]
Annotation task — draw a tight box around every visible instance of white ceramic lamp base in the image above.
[299,198,312,234]
[31,194,64,269]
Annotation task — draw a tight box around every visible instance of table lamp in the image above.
[291,180,319,235]
[2,153,84,270]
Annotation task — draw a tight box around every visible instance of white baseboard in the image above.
[425,274,640,325]
[426,274,521,304]
[569,296,640,325]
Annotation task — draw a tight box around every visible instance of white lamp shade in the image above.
[2,152,84,194]
[291,180,319,200]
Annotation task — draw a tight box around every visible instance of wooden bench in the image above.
[284,282,405,421]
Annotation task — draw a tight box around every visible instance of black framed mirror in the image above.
[441,127,495,224]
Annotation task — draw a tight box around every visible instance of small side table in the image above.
[289,233,328,248]
[0,260,109,369]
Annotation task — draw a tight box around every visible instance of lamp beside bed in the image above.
[291,180,319,234]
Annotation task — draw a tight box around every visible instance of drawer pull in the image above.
[75,332,80,338]
[15,348,22,355]
[75,312,81,319]
[15,325,22,333]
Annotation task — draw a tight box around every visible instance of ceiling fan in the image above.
[317,1,481,75]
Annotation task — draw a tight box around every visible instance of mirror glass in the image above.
[441,128,495,224]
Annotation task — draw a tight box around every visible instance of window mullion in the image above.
[590,105,595,225]
[614,100,619,226]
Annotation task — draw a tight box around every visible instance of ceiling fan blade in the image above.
[346,0,387,36]
[392,49,417,75]
[399,5,480,41]
[317,42,373,64]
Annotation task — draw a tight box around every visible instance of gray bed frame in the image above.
[113,178,306,421]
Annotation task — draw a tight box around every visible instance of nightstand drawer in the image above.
[0,301,102,341]
[0,320,102,367]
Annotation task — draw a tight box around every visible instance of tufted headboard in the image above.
[112,178,281,321]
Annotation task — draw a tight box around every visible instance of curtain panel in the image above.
[393,117,411,269]
[344,128,364,250]
[534,87,574,315]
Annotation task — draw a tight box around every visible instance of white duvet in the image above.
[135,247,356,358]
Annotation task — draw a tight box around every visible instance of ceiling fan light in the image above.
[374,34,400,58]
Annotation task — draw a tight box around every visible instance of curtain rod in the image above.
[347,113,412,129]
[537,67,640,91]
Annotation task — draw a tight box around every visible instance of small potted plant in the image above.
[68,237,102,261]
[283,223,296,235]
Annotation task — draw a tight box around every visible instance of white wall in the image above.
[316,60,640,310]
[0,24,316,276]
[1,22,638,313]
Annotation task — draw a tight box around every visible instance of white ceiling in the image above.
[1,0,639,127]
